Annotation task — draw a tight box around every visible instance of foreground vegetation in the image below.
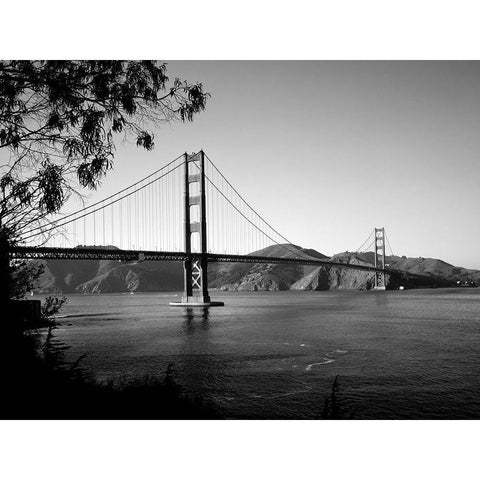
[0,60,219,419]
[2,309,222,420]
[3,303,357,419]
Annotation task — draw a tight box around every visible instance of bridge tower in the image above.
[374,227,386,290]
[170,150,224,307]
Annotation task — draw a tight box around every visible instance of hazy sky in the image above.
[16,61,480,268]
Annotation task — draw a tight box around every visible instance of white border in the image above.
[1,420,479,479]
[1,0,480,59]
[1,1,480,478]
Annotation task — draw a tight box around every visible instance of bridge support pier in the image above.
[170,151,224,307]
[373,227,386,290]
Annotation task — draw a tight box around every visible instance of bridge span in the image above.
[14,150,398,306]
[9,245,394,275]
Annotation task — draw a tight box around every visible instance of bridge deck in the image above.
[10,246,394,275]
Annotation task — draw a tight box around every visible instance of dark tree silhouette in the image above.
[0,61,217,419]
[0,60,209,301]
[0,60,208,237]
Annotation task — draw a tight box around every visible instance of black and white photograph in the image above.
[4,58,480,421]
[1,2,479,479]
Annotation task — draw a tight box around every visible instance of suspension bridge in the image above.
[10,150,396,306]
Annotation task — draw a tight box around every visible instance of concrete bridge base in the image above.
[170,295,224,307]
[170,300,224,307]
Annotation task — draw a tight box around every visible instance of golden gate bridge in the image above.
[10,151,396,306]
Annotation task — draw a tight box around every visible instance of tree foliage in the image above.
[7,259,44,300]
[0,60,209,240]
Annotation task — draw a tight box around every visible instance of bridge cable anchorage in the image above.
[19,160,184,243]
[19,153,184,239]
[200,155,322,263]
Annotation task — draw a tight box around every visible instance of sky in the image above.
[10,61,480,269]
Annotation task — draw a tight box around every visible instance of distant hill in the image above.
[334,252,480,284]
[387,255,480,282]
[208,244,327,291]
[33,246,183,294]
[289,252,469,291]
[291,252,378,291]
[32,244,479,293]
[75,260,184,293]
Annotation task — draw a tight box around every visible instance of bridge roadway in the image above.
[10,246,395,275]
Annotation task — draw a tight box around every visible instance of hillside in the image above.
[208,244,326,291]
[335,252,480,283]
[75,260,184,293]
[291,254,377,291]
[33,246,183,294]
[32,244,479,293]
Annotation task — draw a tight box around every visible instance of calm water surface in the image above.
[45,289,480,419]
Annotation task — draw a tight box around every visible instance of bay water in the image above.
[43,288,480,419]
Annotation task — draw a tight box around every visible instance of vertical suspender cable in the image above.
[72,217,76,247]
[127,193,131,249]
[135,189,138,249]
[142,182,145,249]
[111,202,114,247]
[119,200,122,249]
[102,203,105,246]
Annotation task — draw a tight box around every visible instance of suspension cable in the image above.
[20,162,183,242]
[201,155,323,262]
[20,153,184,237]
[385,231,395,257]
[204,172,322,262]
[355,229,375,253]
[204,153,300,249]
